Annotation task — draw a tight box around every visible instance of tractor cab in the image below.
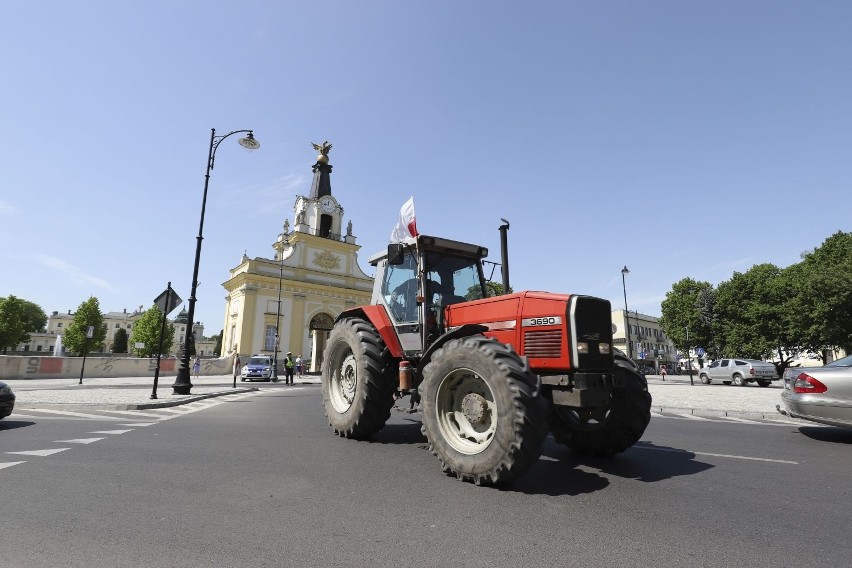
[369,235,489,355]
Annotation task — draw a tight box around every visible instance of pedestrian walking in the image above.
[284,352,295,385]
[192,356,201,379]
[295,354,303,378]
[660,364,667,381]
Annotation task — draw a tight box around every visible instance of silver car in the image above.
[778,354,852,428]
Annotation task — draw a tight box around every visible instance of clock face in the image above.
[320,196,336,213]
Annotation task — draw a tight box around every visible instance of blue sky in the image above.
[2,1,850,334]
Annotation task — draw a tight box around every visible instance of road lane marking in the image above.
[0,461,26,470]
[18,409,124,420]
[6,448,70,457]
[88,429,134,435]
[52,438,105,444]
[118,422,157,427]
[724,416,761,424]
[100,410,174,418]
[633,446,798,464]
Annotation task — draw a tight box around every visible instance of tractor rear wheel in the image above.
[321,317,397,439]
[419,336,548,486]
[550,363,651,457]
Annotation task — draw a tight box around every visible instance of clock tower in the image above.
[221,141,373,372]
[291,140,346,241]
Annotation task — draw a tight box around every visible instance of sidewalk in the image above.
[643,374,788,421]
[7,373,321,412]
[6,372,790,421]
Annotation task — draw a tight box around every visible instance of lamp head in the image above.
[238,132,260,150]
[621,265,629,275]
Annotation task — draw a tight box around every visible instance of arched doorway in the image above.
[309,312,335,372]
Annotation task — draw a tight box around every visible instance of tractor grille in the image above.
[524,329,563,358]
[571,296,614,370]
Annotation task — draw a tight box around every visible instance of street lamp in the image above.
[271,252,284,382]
[173,128,260,395]
[621,265,633,359]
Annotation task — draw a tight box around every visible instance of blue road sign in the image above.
[696,347,705,357]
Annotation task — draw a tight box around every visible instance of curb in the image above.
[655,405,793,422]
[14,387,260,412]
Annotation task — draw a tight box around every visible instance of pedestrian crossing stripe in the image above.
[0,461,26,470]
[52,438,105,444]
[18,409,125,420]
[88,429,134,435]
[6,448,70,457]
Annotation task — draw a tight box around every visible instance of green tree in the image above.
[0,296,47,352]
[19,299,47,334]
[466,281,512,300]
[714,263,797,362]
[213,330,223,357]
[659,278,715,359]
[0,295,27,353]
[789,231,852,358]
[112,327,129,353]
[63,297,107,355]
[129,305,175,357]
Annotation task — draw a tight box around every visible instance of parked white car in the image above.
[699,358,779,387]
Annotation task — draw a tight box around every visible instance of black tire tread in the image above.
[420,336,548,486]
[551,366,652,457]
[321,317,396,439]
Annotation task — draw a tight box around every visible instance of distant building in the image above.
[611,309,677,370]
[12,307,217,356]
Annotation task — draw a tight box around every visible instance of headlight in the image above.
[599,343,611,355]
[0,386,12,395]
[577,342,589,354]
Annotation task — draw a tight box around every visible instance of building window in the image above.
[57,323,63,328]
[36,345,42,351]
[49,346,54,352]
[115,323,120,328]
[264,325,277,351]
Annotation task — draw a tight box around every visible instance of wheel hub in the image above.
[461,393,489,425]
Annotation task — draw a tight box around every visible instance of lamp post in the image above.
[173,128,260,395]
[271,253,284,382]
[621,266,633,359]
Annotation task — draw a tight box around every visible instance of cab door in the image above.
[378,250,423,354]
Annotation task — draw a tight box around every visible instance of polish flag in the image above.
[390,196,419,243]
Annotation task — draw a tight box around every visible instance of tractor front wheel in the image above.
[419,336,548,486]
[321,317,397,439]
[550,364,651,457]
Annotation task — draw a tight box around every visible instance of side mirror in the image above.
[387,243,405,265]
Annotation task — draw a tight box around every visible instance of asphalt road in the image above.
[3,384,850,568]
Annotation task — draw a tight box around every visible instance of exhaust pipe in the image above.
[499,218,510,294]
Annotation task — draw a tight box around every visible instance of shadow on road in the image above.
[509,439,714,495]
[371,421,426,445]
[797,426,852,444]
[0,420,36,431]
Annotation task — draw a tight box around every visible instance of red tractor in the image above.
[321,228,651,485]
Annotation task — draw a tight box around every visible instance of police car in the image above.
[241,355,274,381]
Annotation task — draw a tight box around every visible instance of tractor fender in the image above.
[416,324,489,378]
[336,305,405,358]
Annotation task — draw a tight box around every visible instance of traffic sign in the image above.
[696,347,705,357]
[154,286,183,315]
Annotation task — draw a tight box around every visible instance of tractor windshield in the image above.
[424,252,484,304]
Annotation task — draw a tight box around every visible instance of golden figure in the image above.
[312,141,332,162]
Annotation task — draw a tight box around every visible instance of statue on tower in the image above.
[312,141,332,164]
